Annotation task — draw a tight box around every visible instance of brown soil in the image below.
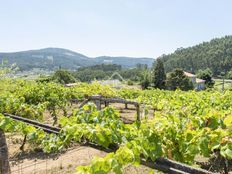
[103,103,154,123]
[10,146,106,174]
[6,122,153,174]
[9,143,152,174]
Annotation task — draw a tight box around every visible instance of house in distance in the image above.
[184,71,205,90]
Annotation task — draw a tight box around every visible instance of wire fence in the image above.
[6,133,90,174]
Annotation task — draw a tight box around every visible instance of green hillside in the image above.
[161,35,232,76]
[0,48,154,71]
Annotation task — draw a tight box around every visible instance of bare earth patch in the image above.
[9,145,152,174]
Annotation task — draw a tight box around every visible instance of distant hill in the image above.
[94,56,154,68]
[160,35,232,76]
[0,48,154,71]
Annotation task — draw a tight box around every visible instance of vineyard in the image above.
[0,79,232,174]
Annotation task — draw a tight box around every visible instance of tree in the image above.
[52,69,76,84]
[226,69,232,79]
[140,70,150,90]
[159,35,232,76]
[152,59,166,89]
[197,68,214,88]
[166,69,194,91]
[136,63,148,70]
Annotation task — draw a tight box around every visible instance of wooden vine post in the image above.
[136,104,140,122]
[125,103,128,109]
[95,100,101,110]
[92,95,102,110]
[0,129,10,174]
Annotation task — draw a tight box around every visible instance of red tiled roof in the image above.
[184,71,197,77]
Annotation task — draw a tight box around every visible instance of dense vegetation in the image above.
[52,69,76,84]
[0,78,231,173]
[72,64,147,82]
[47,64,207,91]
[197,68,215,88]
[151,60,195,91]
[161,35,232,76]
[73,64,122,82]
[166,69,194,91]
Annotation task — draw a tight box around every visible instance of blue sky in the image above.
[0,0,232,58]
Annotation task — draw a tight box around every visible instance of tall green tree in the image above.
[152,59,166,89]
[197,68,214,88]
[166,69,194,91]
[52,69,76,84]
[226,69,232,79]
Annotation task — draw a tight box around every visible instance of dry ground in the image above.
[8,138,152,174]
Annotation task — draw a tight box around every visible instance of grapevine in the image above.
[0,79,231,173]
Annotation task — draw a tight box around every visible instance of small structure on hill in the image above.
[184,71,205,90]
[100,79,122,87]
[65,83,78,87]
[98,72,125,88]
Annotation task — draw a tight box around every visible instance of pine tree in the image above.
[152,59,166,89]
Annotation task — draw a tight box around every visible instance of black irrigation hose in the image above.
[155,158,215,174]
[3,113,61,134]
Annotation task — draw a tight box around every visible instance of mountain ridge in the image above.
[0,47,154,71]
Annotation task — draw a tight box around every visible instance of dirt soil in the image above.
[104,103,154,123]
[9,145,152,174]
[6,104,154,174]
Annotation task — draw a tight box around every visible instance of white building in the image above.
[98,72,125,89]
[184,71,205,90]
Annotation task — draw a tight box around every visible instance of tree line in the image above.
[38,63,147,85]
[44,60,214,91]
[160,35,232,77]
[141,59,214,90]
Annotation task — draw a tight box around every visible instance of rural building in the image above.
[99,79,122,87]
[98,72,125,89]
[65,83,78,87]
[184,71,205,90]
